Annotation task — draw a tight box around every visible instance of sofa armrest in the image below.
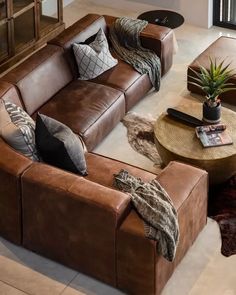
[156,161,208,210]
[140,24,174,75]
[0,138,32,243]
[116,161,208,294]
[21,162,131,285]
[0,137,32,175]
[104,15,174,75]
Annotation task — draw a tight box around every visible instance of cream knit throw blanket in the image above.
[109,17,161,90]
[113,170,179,261]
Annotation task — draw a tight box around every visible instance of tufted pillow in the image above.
[0,100,39,161]
[73,28,118,80]
[35,113,87,176]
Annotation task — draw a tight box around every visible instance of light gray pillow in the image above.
[0,100,39,161]
[35,113,87,176]
[73,28,118,80]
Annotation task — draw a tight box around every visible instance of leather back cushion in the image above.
[0,81,24,108]
[2,45,73,115]
[49,14,108,78]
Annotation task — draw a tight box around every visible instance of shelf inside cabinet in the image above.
[13,0,33,14]
[40,15,58,31]
[14,7,35,50]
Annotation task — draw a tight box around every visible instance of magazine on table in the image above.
[195,124,233,148]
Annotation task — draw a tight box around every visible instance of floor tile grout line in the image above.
[0,278,33,295]
[59,271,80,295]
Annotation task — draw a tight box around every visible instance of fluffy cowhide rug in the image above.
[122,112,162,166]
[122,112,236,257]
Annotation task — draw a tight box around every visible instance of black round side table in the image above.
[138,10,184,29]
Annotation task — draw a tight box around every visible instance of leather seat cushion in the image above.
[85,152,157,188]
[91,55,152,111]
[33,80,125,151]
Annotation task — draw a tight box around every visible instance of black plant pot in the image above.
[202,101,221,124]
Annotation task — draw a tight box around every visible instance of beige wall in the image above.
[178,0,213,28]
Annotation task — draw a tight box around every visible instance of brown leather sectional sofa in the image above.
[0,14,208,295]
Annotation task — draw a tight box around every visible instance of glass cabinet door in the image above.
[12,0,36,53]
[13,0,34,14]
[0,0,9,62]
[14,6,35,51]
[0,0,7,20]
[0,22,9,61]
[0,0,63,72]
[39,0,59,33]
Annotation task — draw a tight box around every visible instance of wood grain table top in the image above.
[154,101,236,161]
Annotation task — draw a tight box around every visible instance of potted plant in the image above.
[188,58,236,123]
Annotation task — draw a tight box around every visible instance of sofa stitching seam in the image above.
[177,172,208,211]
[81,85,124,134]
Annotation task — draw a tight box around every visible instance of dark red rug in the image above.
[208,175,236,257]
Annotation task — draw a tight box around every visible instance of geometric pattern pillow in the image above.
[35,113,87,176]
[73,28,118,80]
[0,100,39,161]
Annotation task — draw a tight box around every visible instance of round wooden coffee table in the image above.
[154,101,236,185]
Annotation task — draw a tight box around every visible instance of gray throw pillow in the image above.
[35,113,87,176]
[0,100,39,161]
[73,28,118,80]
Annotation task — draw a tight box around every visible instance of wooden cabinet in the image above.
[0,0,64,73]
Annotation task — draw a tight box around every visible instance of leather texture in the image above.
[85,152,156,188]
[33,80,125,151]
[0,138,32,244]
[117,161,208,295]
[0,81,24,108]
[0,13,206,295]
[187,36,236,105]
[50,13,172,110]
[2,45,73,115]
[21,162,130,286]
[154,163,208,295]
[92,52,152,111]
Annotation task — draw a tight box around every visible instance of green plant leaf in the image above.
[188,67,202,78]
[188,57,236,101]
[188,75,204,84]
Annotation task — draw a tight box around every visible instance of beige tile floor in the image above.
[0,0,236,294]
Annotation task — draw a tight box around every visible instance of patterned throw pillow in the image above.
[0,100,39,161]
[35,113,87,176]
[73,28,118,80]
